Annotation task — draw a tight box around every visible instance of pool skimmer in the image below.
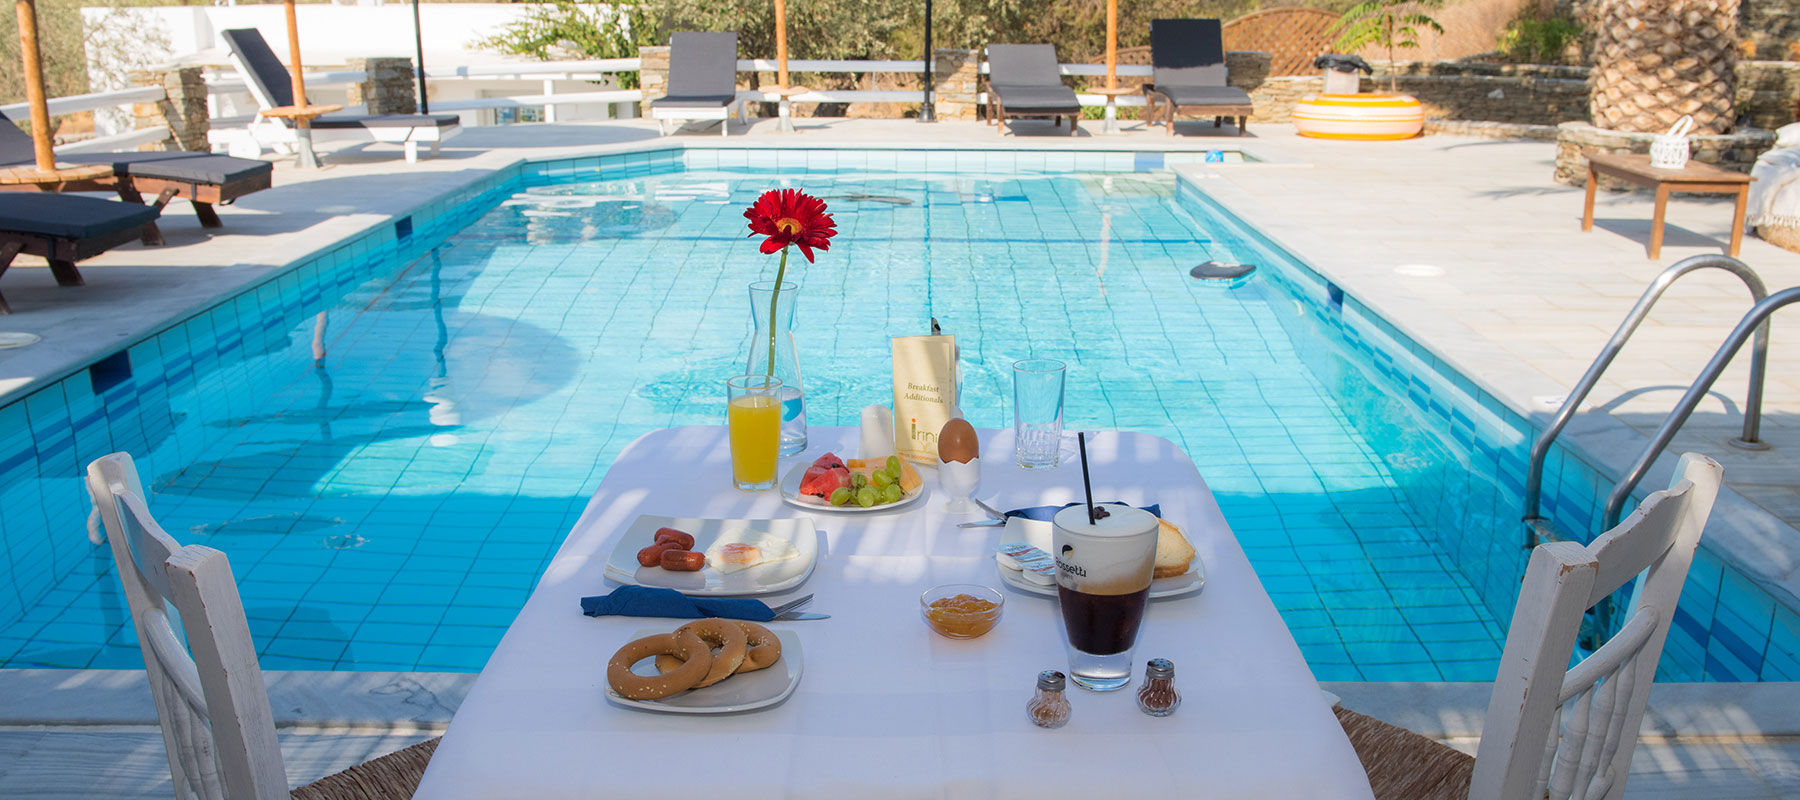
[0,332,41,350]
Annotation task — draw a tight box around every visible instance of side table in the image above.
[1089,86,1138,135]
[1582,153,1755,259]
[260,104,345,169]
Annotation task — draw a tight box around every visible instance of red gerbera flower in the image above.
[744,189,836,263]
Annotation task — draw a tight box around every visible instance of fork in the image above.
[767,594,813,616]
[972,497,1006,521]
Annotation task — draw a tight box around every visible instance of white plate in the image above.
[603,515,817,596]
[778,461,926,514]
[606,628,803,714]
[996,557,1206,600]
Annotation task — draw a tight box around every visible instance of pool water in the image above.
[0,163,1509,679]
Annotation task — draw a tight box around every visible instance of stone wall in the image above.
[1738,61,1800,130]
[1741,0,1800,60]
[1248,76,1323,123]
[348,57,418,115]
[1552,121,1776,190]
[129,67,207,152]
[638,46,669,116]
[933,49,979,121]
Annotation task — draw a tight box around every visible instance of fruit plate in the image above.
[996,557,1205,600]
[606,628,803,714]
[778,461,926,513]
[602,515,817,596]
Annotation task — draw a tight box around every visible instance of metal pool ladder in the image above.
[1521,255,1787,547]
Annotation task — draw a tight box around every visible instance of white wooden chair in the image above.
[86,453,435,800]
[1334,452,1723,800]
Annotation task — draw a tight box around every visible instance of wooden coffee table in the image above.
[1581,152,1754,259]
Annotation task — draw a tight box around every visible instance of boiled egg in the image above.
[704,529,802,574]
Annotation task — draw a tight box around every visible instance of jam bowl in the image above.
[920,583,1005,639]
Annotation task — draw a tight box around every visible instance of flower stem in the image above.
[766,245,789,379]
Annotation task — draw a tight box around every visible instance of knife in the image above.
[775,611,830,621]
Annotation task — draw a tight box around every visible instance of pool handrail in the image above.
[1521,254,1770,546]
[1601,286,1800,529]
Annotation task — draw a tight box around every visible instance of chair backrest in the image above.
[1470,452,1722,800]
[221,28,296,110]
[985,44,1066,88]
[1150,18,1228,88]
[0,109,40,167]
[665,32,739,98]
[85,453,289,800]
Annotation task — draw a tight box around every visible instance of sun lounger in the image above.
[650,32,748,137]
[216,28,461,163]
[0,194,160,314]
[0,111,271,246]
[1147,19,1255,136]
[984,45,1081,135]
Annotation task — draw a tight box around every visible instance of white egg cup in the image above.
[939,458,980,514]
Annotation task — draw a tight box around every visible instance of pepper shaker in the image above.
[1136,658,1180,716]
[1027,670,1071,729]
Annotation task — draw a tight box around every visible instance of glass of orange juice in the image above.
[727,375,783,491]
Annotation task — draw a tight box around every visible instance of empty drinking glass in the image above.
[1012,359,1065,469]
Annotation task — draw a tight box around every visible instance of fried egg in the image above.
[704,529,802,574]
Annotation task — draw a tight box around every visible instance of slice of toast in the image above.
[1154,518,1196,578]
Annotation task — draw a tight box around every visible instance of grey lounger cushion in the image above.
[652,32,739,109]
[1156,84,1252,107]
[55,152,274,185]
[1150,19,1231,89]
[0,194,160,240]
[986,45,1079,113]
[314,114,462,130]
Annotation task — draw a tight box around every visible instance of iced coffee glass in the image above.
[1052,505,1158,691]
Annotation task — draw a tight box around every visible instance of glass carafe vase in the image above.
[747,280,807,455]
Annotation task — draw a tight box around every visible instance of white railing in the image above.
[0,85,165,120]
[55,127,173,154]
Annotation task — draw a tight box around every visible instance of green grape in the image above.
[856,486,877,507]
[870,470,892,488]
[882,484,903,504]
[851,473,868,490]
[829,487,852,506]
[885,456,902,475]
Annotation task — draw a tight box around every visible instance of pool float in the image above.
[1292,94,1424,140]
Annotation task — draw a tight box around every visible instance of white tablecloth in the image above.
[416,426,1374,800]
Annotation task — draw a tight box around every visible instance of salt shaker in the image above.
[1136,658,1180,716]
[1027,670,1071,729]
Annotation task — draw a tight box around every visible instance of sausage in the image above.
[637,542,677,567]
[660,549,706,571]
[654,528,695,549]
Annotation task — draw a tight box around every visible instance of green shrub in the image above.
[1497,16,1582,65]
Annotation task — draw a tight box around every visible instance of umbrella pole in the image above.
[1105,0,1117,90]
[14,0,55,170]
[774,0,788,89]
[918,0,934,122]
[412,0,428,113]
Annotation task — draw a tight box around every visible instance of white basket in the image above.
[1649,115,1694,169]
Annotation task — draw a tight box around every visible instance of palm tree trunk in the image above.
[1587,0,1740,135]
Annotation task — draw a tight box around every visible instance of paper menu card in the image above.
[891,334,959,464]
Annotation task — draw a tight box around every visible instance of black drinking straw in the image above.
[1078,432,1097,525]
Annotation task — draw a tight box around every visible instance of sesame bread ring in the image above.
[674,618,747,688]
[732,621,782,673]
[608,631,710,700]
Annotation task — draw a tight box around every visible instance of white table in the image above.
[416,426,1373,800]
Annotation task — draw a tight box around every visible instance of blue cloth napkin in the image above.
[579,585,777,622]
[1005,502,1162,522]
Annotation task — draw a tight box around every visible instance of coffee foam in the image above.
[1052,506,1157,596]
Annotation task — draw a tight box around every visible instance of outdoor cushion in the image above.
[0,110,37,166]
[221,28,297,108]
[989,85,1080,113]
[1151,19,1230,89]
[652,95,740,109]
[55,152,274,185]
[313,114,462,130]
[986,44,1068,88]
[1156,84,1253,107]
[0,194,160,240]
[664,32,739,104]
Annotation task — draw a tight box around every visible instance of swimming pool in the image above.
[0,148,1791,682]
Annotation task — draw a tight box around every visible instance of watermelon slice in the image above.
[798,464,851,499]
[811,452,845,471]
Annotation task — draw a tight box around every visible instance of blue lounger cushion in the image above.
[313,114,462,130]
[53,152,274,185]
[1155,84,1252,107]
[0,194,160,240]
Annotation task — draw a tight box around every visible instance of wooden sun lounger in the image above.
[0,193,160,314]
[0,111,272,246]
[985,45,1082,135]
[1146,19,1255,136]
[650,32,749,136]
